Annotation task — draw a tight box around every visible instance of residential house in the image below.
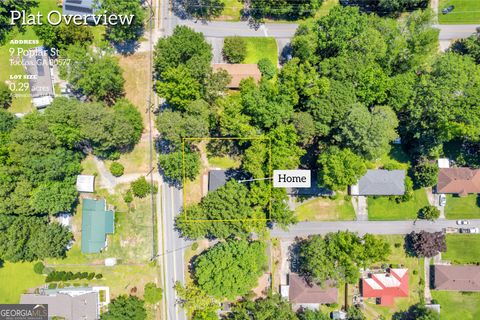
[361,268,409,305]
[20,286,109,320]
[81,198,115,253]
[208,170,228,192]
[63,0,95,16]
[76,174,95,193]
[212,63,261,89]
[350,169,406,196]
[433,265,480,291]
[23,47,55,109]
[284,273,338,310]
[437,168,480,196]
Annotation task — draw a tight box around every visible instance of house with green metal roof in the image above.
[81,198,115,253]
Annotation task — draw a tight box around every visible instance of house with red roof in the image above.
[361,268,409,305]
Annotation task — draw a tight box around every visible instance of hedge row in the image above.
[45,271,103,282]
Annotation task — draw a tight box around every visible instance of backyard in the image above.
[295,195,356,221]
[243,37,278,65]
[443,234,480,264]
[368,189,429,221]
[444,194,480,220]
[438,0,480,24]
[0,262,45,303]
[363,235,424,319]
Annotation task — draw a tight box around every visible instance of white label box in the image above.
[273,170,311,188]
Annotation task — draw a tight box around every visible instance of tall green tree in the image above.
[193,240,267,299]
[228,294,297,320]
[156,66,202,110]
[102,0,146,44]
[318,147,366,191]
[101,295,146,320]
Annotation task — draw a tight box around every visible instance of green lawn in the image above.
[443,234,480,264]
[368,189,429,221]
[431,291,480,320]
[207,155,241,169]
[295,195,356,221]
[438,0,480,24]
[0,262,45,303]
[444,194,480,219]
[315,0,340,18]
[216,0,243,21]
[364,235,424,319]
[243,37,278,65]
[372,145,410,171]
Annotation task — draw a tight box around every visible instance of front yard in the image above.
[295,195,355,221]
[243,37,278,65]
[0,262,45,303]
[438,0,480,24]
[368,189,429,221]
[444,194,480,220]
[363,235,424,319]
[442,234,480,264]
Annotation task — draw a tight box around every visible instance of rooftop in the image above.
[81,198,114,253]
[361,268,409,305]
[22,47,54,108]
[437,168,480,196]
[434,265,480,291]
[288,273,338,305]
[63,0,95,16]
[350,170,406,196]
[212,63,261,88]
[76,175,95,193]
[208,170,228,192]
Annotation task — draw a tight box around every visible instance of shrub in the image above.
[95,273,103,279]
[344,194,352,201]
[0,83,13,109]
[257,58,276,79]
[48,283,57,289]
[144,283,163,304]
[191,242,199,251]
[123,189,134,204]
[222,36,247,63]
[418,205,440,221]
[81,272,89,279]
[413,270,418,275]
[131,177,157,198]
[413,158,438,188]
[87,272,95,280]
[110,162,125,177]
[394,242,401,248]
[34,262,45,274]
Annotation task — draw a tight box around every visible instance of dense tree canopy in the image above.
[0,0,38,44]
[298,232,391,284]
[406,231,446,258]
[246,0,323,20]
[0,83,13,109]
[193,240,267,299]
[102,0,145,44]
[451,34,480,64]
[34,23,93,51]
[101,295,146,320]
[393,303,440,320]
[228,294,297,320]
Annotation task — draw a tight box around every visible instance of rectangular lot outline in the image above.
[182,137,272,222]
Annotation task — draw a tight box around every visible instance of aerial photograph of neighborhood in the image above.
[0,0,479,319]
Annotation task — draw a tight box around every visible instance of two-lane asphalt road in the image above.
[271,219,480,238]
[160,180,188,320]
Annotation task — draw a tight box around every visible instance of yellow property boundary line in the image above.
[182,137,272,222]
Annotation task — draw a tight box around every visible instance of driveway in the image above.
[206,37,224,63]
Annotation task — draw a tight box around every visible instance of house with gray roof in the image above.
[63,0,95,16]
[20,286,109,320]
[23,47,55,109]
[350,169,406,196]
[208,170,228,192]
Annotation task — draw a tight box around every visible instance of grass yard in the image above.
[444,194,480,220]
[315,0,340,18]
[0,262,45,303]
[443,234,480,264]
[243,37,278,65]
[295,195,356,221]
[431,291,480,320]
[438,0,480,24]
[215,0,243,21]
[368,189,429,221]
[364,235,424,319]
[207,155,241,169]
[46,184,154,265]
[372,145,410,171]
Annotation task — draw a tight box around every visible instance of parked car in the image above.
[456,220,470,225]
[442,5,455,14]
[444,227,459,234]
[439,194,446,206]
[460,227,479,234]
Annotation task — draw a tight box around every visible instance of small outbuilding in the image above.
[76,175,95,193]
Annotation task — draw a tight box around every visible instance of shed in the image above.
[81,199,114,253]
[76,175,95,193]
[437,158,450,168]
